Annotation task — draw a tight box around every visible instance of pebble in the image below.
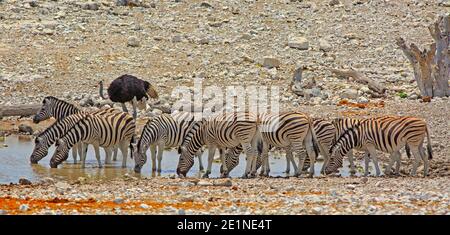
[197,180,213,186]
[0,210,7,215]
[319,39,332,52]
[178,209,186,215]
[375,181,382,187]
[262,57,281,68]
[340,89,359,99]
[346,184,356,190]
[19,204,29,212]
[55,182,71,191]
[127,36,140,47]
[113,198,124,204]
[140,204,149,209]
[288,37,309,50]
[312,207,323,215]
[18,124,33,135]
[19,178,32,185]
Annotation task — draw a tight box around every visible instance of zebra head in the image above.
[50,139,70,168]
[176,146,195,177]
[325,126,359,175]
[30,137,49,164]
[133,142,148,174]
[33,97,54,123]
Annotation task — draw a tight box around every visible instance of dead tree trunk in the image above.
[0,104,41,119]
[330,68,386,94]
[397,14,450,98]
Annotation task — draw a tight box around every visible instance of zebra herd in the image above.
[29,96,433,178]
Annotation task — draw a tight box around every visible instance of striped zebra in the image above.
[177,112,261,178]
[328,116,411,176]
[257,112,324,178]
[50,112,136,168]
[221,116,330,177]
[33,96,119,163]
[219,144,263,178]
[325,116,432,177]
[30,108,119,166]
[133,111,204,174]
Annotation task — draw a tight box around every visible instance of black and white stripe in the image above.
[326,116,432,177]
[133,111,204,174]
[50,112,136,168]
[177,112,261,178]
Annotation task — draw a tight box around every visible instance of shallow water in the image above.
[0,135,361,184]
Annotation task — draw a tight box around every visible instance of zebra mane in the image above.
[44,96,79,109]
[180,119,206,148]
[57,114,91,143]
[330,121,361,154]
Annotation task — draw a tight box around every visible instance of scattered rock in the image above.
[346,184,356,190]
[200,2,213,8]
[80,2,99,11]
[262,57,281,68]
[213,179,233,187]
[127,36,140,47]
[0,209,7,215]
[55,181,71,191]
[375,181,382,187]
[288,37,309,50]
[197,180,213,186]
[18,124,33,135]
[178,209,186,215]
[360,177,368,184]
[312,207,323,215]
[319,39,332,52]
[19,178,32,185]
[140,203,149,209]
[340,89,359,99]
[113,198,124,204]
[19,204,29,212]
[329,0,340,6]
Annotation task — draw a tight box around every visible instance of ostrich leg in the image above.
[131,97,138,119]
[121,103,129,113]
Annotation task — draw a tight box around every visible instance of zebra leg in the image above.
[301,139,317,178]
[196,151,204,172]
[259,144,270,177]
[72,143,78,164]
[219,148,229,177]
[156,143,164,174]
[385,153,395,176]
[418,145,429,177]
[104,148,112,167]
[77,143,84,164]
[104,146,112,164]
[93,144,102,168]
[203,146,216,178]
[241,143,256,178]
[286,148,298,175]
[150,144,157,173]
[364,151,371,176]
[113,146,118,161]
[284,151,291,174]
[366,146,381,176]
[347,151,356,175]
[119,142,128,168]
[80,143,88,169]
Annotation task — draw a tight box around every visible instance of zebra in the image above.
[257,112,324,178]
[325,116,432,177]
[221,115,329,178]
[133,111,205,174]
[50,112,136,168]
[219,143,264,178]
[176,112,261,178]
[328,116,412,176]
[33,96,120,163]
[30,108,119,166]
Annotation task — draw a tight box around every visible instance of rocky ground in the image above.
[0,0,449,214]
[0,176,449,215]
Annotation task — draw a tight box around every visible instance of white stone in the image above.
[288,37,309,50]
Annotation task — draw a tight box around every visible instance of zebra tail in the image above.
[405,144,411,158]
[307,117,321,158]
[129,135,136,159]
[426,126,433,160]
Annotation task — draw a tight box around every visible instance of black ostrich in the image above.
[99,74,159,119]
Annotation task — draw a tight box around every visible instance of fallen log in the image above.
[330,68,386,94]
[0,104,41,119]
